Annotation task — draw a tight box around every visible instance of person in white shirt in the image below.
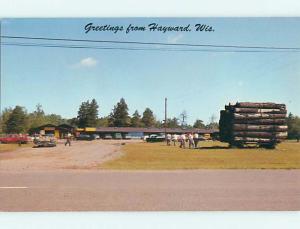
[193,133,199,148]
[172,134,178,146]
[166,133,172,146]
[188,133,195,149]
[180,133,186,148]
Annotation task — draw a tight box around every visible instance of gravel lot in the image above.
[0,140,129,170]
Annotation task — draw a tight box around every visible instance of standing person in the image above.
[180,133,186,148]
[166,133,172,146]
[172,134,177,146]
[193,132,199,148]
[18,133,22,146]
[65,132,72,146]
[179,134,183,148]
[188,133,195,149]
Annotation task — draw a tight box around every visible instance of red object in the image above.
[0,134,29,144]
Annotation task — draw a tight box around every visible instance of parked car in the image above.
[33,135,56,147]
[0,134,29,144]
[76,134,94,141]
[92,134,100,140]
[113,133,122,139]
[146,134,165,142]
[103,134,113,140]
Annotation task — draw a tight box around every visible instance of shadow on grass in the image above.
[196,146,229,150]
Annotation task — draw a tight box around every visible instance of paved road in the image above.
[0,170,299,211]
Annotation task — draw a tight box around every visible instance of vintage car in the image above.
[33,134,56,147]
[0,134,30,144]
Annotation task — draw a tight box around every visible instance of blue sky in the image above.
[1,18,300,124]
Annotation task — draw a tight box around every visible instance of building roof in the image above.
[95,127,218,134]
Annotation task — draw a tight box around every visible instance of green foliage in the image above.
[193,119,206,128]
[27,104,64,129]
[77,99,99,127]
[0,107,13,133]
[141,108,156,127]
[131,110,143,127]
[206,122,219,130]
[5,106,28,133]
[287,113,300,139]
[96,116,110,127]
[166,117,180,128]
[109,98,131,127]
[66,117,78,127]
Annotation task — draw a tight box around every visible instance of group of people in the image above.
[166,133,200,149]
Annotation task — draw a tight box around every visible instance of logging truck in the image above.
[219,102,288,149]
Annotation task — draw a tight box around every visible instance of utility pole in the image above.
[164,97,167,140]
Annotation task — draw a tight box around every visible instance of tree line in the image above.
[1,98,299,139]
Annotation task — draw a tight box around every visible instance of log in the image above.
[233,108,287,114]
[233,113,286,120]
[235,102,286,109]
[233,124,288,132]
[233,119,286,125]
[233,131,287,138]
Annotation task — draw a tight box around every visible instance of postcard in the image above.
[0,18,299,211]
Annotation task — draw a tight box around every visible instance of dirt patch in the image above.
[0,140,140,171]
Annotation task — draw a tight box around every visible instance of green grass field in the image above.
[100,141,300,170]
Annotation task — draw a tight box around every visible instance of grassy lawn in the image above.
[0,143,33,153]
[100,141,300,170]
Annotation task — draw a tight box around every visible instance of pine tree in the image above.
[109,98,131,127]
[131,110,143,127]
[0,107,13,133]
[87,99,99,127]
[77,101,89,128]
[5,106,28,133]
[77,99,99,128]
[141,108,156,127]
[193,119,205,128]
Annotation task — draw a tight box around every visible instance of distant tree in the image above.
[0,107,13,133]
[28,104,46,129]
[206,114,219,129]
[109,98,131,127]
[87,99,99,127]
[77,101,89,128]
[155,120,163,128]
[67,117,78,127]
[96,116,110,127]
[193,119,206,129]
[141,108,156,127]
[5,106,28,133]
[287,113,300,140]
[77,99,99,127]
[166,117,180,128]
[45,114,63,126]
[206,122,219,130]
[131,110,143,127]
[209,114,217,124]
[179,110,188,127]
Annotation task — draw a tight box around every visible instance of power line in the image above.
[2,35,300,51]
[2,42,300,53]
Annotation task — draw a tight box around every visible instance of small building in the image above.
[29,124,75,138]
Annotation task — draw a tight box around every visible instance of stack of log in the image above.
[219,102,288,148]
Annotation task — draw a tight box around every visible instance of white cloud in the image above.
[167,34,184,44]
[72,57,98,68]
